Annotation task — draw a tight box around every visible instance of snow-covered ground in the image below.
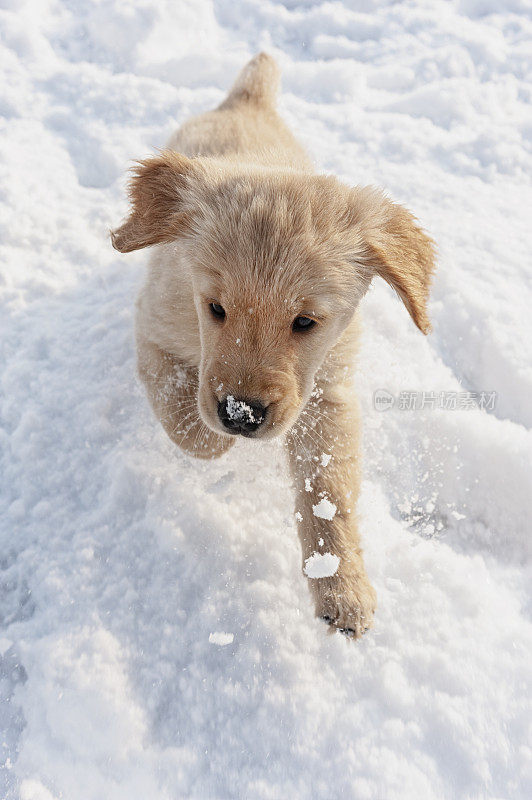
[1,1,532,798]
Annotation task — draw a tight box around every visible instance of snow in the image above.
[304,552,340,579]
[1,1,532,799]
[226,394,260,423]
[312,498,338,520]
[0,638,13,657]
[209,632,234,646]
[320,453,331,467]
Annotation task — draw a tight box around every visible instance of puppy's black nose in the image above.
[217,396,266,435]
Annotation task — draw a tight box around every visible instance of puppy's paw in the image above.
[313,573,376,640]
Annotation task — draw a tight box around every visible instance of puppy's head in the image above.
[112,152,435,440]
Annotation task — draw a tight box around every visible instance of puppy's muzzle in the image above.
[217,396,267,436]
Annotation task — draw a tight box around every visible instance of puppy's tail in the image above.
[219,52,280,110]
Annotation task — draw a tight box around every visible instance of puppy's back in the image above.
[166,53,312,171]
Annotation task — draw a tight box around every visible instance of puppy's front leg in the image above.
[286,382,376,638]
[137,338,234,460]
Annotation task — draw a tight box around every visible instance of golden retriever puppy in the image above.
[111,53,435,638]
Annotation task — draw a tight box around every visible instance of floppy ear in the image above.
[110,152,197,253]
[349,188,436,334]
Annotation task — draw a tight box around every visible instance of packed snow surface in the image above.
[1,1,532,799]
[304,552,340,579]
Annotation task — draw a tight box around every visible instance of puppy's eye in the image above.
[292,316,316,332]
[209,302,226,320]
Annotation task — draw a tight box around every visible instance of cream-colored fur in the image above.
[111,53,436,638]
